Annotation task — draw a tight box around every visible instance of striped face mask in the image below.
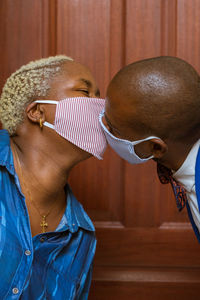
[35,97,107,160]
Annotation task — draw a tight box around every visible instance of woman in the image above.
[0,55,107,299]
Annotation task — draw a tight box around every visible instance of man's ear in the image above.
[150,138,168,159]
[26,102,46,125]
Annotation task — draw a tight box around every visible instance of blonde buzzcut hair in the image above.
[0,55,73,135]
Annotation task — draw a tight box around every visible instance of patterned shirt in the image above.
[173,139,200,232]
[0,129,96,299]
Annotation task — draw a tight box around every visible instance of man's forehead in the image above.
[106,86,137,114]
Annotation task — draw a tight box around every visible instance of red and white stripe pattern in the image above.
[54,97,107,159]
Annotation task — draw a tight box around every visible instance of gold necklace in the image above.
[12,144,57,233]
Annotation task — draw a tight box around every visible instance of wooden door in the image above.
[1,1,200,299]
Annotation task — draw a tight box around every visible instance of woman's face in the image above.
[43,61,100,125]
[29,61,102,161]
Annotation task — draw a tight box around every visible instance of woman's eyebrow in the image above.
[79,78,100,96]
[79,78,92,88]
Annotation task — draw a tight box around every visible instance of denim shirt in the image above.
[0,130,96,299]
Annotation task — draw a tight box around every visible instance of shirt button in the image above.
[25,249,31,256]
[72,224,75,226]
[40,237,46,243]
[12,287,19,294]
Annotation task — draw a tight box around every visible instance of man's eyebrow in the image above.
[104,113,121,135]
[95,89,100,97]
[79,78,100,97]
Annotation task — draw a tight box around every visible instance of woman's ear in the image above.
[150,138,168,159]
[26,102,46,126]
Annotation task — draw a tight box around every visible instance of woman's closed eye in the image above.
[77,89,90,96]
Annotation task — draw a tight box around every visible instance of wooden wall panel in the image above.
[177,0,200,72]
[90,274,200,300]
[57,0,126,225]
[56,0,200,298]
[160,0,177,56]
[1,1,200,299]
[0,0,51,92]
[57,0,111,95]
[124,161,189,227]
[94,228,200,267]
[90,0,200,298]
[123,0,189,228]
[125,0,162,63]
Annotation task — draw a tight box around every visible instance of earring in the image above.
[39,118,43,129]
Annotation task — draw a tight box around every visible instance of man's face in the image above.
[104,83,142,141]
[103,82,157,159]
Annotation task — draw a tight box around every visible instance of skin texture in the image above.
[10,60,100,236]
[104,56,200,171]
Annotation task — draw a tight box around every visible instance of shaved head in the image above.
[107,56,200,142]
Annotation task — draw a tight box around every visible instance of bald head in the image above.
[107,56,200,142]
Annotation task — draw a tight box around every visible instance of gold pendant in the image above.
[40,215,48,233]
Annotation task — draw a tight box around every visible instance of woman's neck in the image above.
[10,134,79,208]
[10,132,81,236]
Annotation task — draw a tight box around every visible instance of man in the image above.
[0,55,107,299]
[99,56,200,242]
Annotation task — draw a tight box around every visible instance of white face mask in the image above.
[35,97,107,160]
[99,110,161,164]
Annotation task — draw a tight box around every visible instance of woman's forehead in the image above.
[61,61,94,79]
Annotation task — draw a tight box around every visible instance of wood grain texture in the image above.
[0,0,50,92]
[91,266,200,283]
[89,271,200,300]
[68,151,124,223]
[1,1,200,299]
[94,228,200,267]
[57,0,111,96]
[177,0,200,72]
[124,161,189,227]
[89,265,200,299]
[161,0,177,56]
[125,0,162,63]
[57,0,126,224]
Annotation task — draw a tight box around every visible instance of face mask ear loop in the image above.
[43,121,55,129]
[34,100,58,104]
[34,100,58,130]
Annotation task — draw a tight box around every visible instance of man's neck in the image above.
[156,139,197,172]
